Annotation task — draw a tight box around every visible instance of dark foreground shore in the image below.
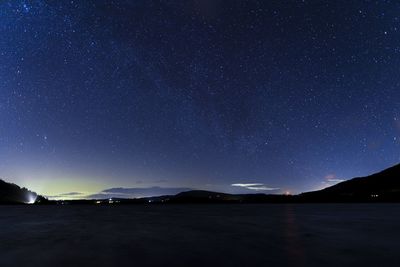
[1,204,399,267]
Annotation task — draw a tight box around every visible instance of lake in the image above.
[1,204,399,266]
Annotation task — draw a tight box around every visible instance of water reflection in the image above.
[283,205,306,266]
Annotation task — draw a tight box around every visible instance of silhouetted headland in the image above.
[301,163,400,202]
[0,179,43,204]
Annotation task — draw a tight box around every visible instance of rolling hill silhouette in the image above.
[168,190,291,203]
[301,163,400,201]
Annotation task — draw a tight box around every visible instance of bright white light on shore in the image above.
[26,194,37,204]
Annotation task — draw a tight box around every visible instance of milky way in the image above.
[0,1,399,197]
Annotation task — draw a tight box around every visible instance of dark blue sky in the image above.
[1,0,399,198]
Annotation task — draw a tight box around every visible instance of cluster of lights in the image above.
[94,198,120,204]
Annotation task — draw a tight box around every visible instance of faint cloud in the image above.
[87,186,192,199]
[231,183,279,191]
[232,183,263,187]
[323,174,345,184]
[327,178,345,183]
[324,174,335,180]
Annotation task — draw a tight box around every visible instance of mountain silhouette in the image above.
[301,163,400,201]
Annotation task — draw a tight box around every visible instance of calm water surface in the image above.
[1,204,399,266]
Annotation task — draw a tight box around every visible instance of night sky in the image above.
[1,0,399,199]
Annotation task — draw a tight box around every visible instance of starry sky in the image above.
[1,0,399,199]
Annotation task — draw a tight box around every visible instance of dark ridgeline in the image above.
[1,163,400,204]
[0,179,39,204]
[300,163,400,202]
[166,190,293,203]
[139,163,400,203]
